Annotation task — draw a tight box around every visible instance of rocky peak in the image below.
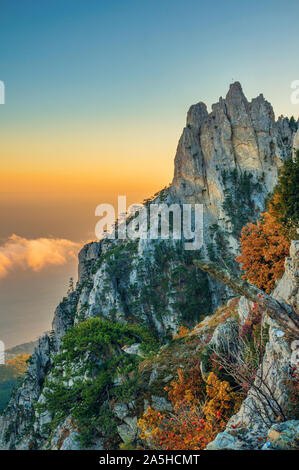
[226,80,246,98]
[171,82,295,257]
[173,82,293,189]
[186,101,208,130]
[225,81,249,117]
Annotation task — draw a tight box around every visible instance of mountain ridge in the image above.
[0,83,297,450]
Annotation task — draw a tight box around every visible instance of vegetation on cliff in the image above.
[236,156,298,293]
[268,152,299,240]
[37,319,158,448]
[138,368,242,450]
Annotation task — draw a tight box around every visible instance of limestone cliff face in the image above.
[171,82,293,248]
[293,129,299,157]
[0,83,297,450]
[274,241,299,309]
[173,82,292,193]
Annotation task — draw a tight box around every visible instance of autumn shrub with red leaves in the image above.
[138,366,242,450]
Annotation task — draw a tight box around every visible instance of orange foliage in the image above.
[236,211,290,293]
[138,368,242,450]
[173,326,190,339]
[6,354,30,377]
[166,367,204,405]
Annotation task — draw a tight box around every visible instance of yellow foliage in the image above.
[203,372,242,432]
[6,354,30,377]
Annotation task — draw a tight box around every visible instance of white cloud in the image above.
[0,234,81,279]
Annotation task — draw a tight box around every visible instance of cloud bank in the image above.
[0,234,81,279]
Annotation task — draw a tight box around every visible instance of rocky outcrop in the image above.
[293,129,299,157]
[172,82,293,245]
[206,420,299,451]
[207,241,299,450]
[273,240,299,310]
[0,83,297,450]
[263,420,299,450]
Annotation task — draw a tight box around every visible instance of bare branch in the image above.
[194,259,299,337]
[211,335,288,425]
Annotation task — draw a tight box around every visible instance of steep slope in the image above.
[207,240,299,450]
[0,354,31,412]
[0,83,296,450]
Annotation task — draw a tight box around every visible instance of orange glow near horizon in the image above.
[0,125,177,199]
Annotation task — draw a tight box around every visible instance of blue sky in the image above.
[1,0,299,133]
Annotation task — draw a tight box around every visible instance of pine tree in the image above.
[289,116,298,132]
[67,277,74,294]
[269,152,299,239]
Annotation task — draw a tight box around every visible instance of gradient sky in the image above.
[1,0,299,347]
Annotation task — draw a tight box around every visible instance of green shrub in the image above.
[38,318,158,448]
[269,153,299,239]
